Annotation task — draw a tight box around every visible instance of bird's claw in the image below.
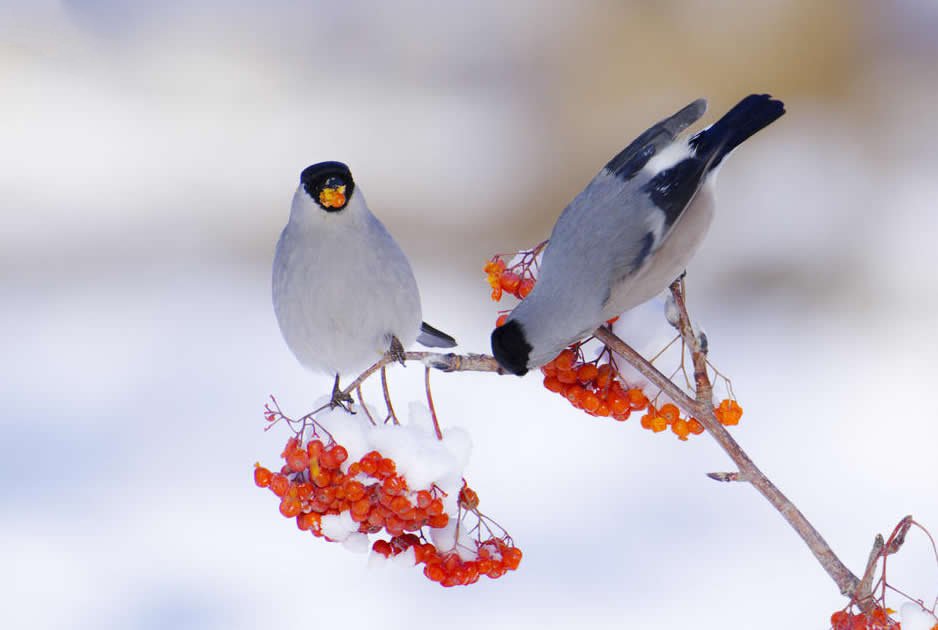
[329,375,355,413]
[387,336,407,367]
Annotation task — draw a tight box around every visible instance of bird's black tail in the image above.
[417,321,457,348]
[690,94,785,170]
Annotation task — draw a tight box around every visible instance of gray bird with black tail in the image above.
[491,94,785,375]
[273,161,457,404]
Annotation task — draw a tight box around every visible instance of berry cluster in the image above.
[373,533,522,587]
[254,430,522,587]
[484,246,543,303]
[255,437,449,538]
[830,607,899,630]
[540,345,742,440]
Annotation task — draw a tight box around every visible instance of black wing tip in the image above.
[491,320,531,376]
[419,322,457,348]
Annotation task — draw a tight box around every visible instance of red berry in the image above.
[253,465,272,488]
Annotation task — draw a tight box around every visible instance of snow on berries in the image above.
[254,400,521,587]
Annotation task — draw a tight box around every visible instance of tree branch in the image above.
[332,302,863,597]
[596,283,861,597]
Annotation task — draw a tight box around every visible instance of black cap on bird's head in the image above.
[301,161,355,212]
[491,319,532,376]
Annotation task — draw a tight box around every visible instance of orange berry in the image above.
[499,272,521,293]
[596,364,613,389]
[651,415,668,433]
[373,539,393,557]
[576,363,599,383]
[658,403,680,425]
[428,513,449,528]
[495,314,508,327]
[351,498,371,517]
[640,412,654,430]
[565,384,586,406]
[427,498,445,516]
[612,407,631,422]
[285,447,309,473]
[390,496,412,515]
[672,418,690,440]
[715,399,743,426]
[253,465,272,488]
[296,511,314,531]
[518,278,535,298]
[424,564,446,582]
[581,392,600,413]
[626,388,649,410]
[543,375,565,393]
[556,368,577,385]
[502,547,523,570]
[311,470,332,488]
[490,286,503,301]
[594,402,611,417]
[459,486,479,510]
[279,495,301,518]
[416,490,433,509]
[307,439,324,459]
[269,473,290,497]
[541,361,557,377]
[381,476,406,496]
[687,418,705,435]
[377,457,397,478]
[608,391,629,415]
[295,482,313,502]
[554,349,576,371]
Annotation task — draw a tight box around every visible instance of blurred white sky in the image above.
[3,1,938,629]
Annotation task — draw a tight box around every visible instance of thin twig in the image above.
[356,385,376,426]
[380,366,399,425]
[425,367,443,440]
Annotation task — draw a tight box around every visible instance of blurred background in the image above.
[3,1,938,628]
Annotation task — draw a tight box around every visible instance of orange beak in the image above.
[319,185,347,208]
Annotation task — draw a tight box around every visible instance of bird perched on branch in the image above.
[492,94,785,375]
[273,161,456,405]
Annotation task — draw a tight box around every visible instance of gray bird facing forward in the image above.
[491,94,785,375]
[273,161,456,401]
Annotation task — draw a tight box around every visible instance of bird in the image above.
[273,161,456,405]
[491,94,785,375]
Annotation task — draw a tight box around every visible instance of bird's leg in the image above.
[329,373,354,412]
[387,335,407,367]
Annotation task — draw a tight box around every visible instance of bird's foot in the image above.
[387,336,407,367]
[329,374,354,413]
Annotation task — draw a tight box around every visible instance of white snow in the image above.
[320,511,358,542]
[901,603,938,630]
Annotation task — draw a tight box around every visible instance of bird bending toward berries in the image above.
[492,94,785,375]
[273,161,456,406]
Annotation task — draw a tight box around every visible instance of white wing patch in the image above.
[643,140,693,176]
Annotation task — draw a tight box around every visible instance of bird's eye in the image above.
[318,177,348,209]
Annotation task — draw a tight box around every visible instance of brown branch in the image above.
[594,282,862,598]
